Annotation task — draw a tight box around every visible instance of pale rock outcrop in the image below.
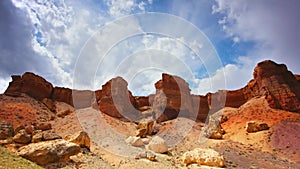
[182,148,226,167]
[13,129,31,144]
[31,130,43,143]
[64,131,90,150]
[42,131,62,141]
[17,139,81,165]
[203,117,225,139]
[125,136,144,147]
[136,118,154,138]
[146,136,168,153]
[135,151,156,161]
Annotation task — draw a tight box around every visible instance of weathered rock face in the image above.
[0,122,14,140]
[17,139,81,165]
[208,60,300,114]
[52,87,73,106]
[4,75,22,96]
[23,72,53,100]
[4,72,75,106]
[98,77,139,121]
[153,73,196,122]
[64,131,90,150]
[182,148,226,167]
[250,60,300,112]
[246,121,269,133]
[5,73,53,100]
[191,95,209,121]
[146,136,168,153]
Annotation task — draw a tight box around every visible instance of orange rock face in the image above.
[52,87,73,106]
[3,60,300,123]
[247,60,300,112]
[153,73,196,122]
[5,72,53,100]
[98,77,140,121]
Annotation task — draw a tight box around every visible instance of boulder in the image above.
[42,98,56,112]
[42,131,62,141]
[0,122,14,140]
[135,151,156,161]
[136,118,154,138]
[182,148,226,167]
[98,77,139,121]
[34,122,52,131]
[246,121,269,133]
[64,131,90,149]
[203,117,225,139]
[13,129,31,144]
[146,136,168,153]
[17,139,81,165]
[32,130,43,143]
[125,136,144,147]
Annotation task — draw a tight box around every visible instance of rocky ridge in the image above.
[4,60,300,123]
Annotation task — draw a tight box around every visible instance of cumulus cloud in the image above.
[191,56,260,94]
[212,0,300,73]
[0,0,58,93]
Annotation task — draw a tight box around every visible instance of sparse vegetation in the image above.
[0,146,43,169]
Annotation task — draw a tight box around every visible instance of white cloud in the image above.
[191,56,259,95]
[0,78,9,94]
[213,0,300,74]
[106,0,149,18]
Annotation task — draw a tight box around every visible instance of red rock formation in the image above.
[237,61,300,112]
[21,72,53,100]
[134,95,155,111]
[3,60,300,122]
[153,73,196,122]
[208,60,300,113]
[5,72,53,100]
[191,95,209,121]
[98,77,140,121]
[4,75,22,97]
[52,87,73,106]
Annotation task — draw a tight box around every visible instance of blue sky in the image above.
[0,0,300,95]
